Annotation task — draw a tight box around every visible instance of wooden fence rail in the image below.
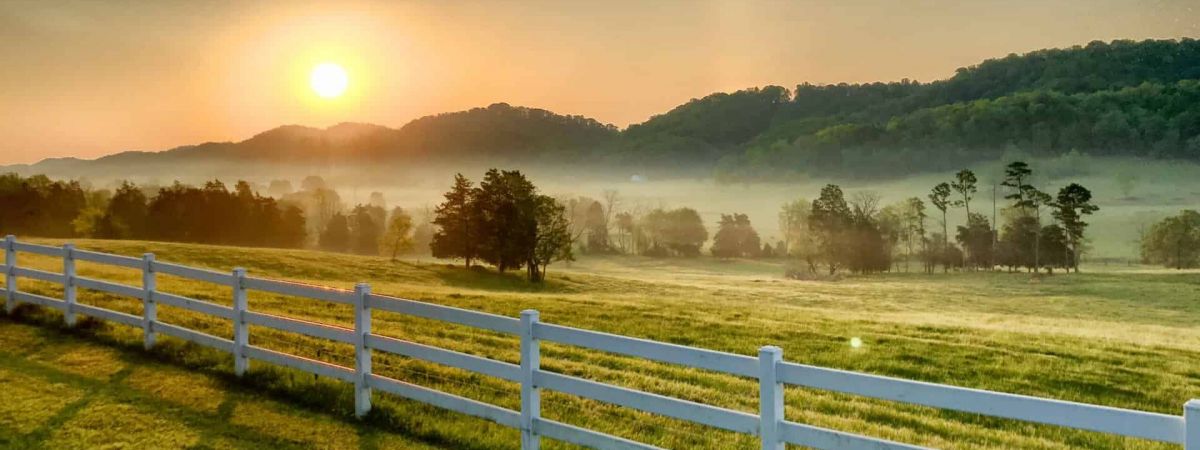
[1,235,1197,449]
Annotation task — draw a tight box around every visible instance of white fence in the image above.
[1,235,1198,449]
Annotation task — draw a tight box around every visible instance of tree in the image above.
[1038,224,1070,272]
[810,184,852,274]
[369,192,387,209]
[349,205,384,255]
[98,181,148,239]
[583,200,610,253]
[779,199,819,272]
[951,169,978,218]
[1002,161,1057,272]
[276,204,308,248]
[849,191,891,274]
[615,212,636,254]
[1053,183,1099,272]
[1001,161,1032,213]
[950,169,978,267]
[928,182,952,272]
[904,197,928,272]
[319,213,351,252]
[476,169,538,272]
[380,207,414,261]
[301,175,327,191]
[997,211,1038,271]
[1140,210,1200,269]
[711,213,761,258]
[430,174,480,268]
[638,208,708,257]
[410,206,435,256]
[1026,188,1054,272]
[528,195,573,282]
[956,213,993,269]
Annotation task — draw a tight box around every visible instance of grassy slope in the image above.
[2,238,1200,449]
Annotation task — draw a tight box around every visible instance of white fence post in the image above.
[232,267,249,376]
[4,235,15,314]
[354,282,372,418]
[62,243,76,327]
[142,253,156,350]
[759,346,784,450]
[520,309,541,450]
[1186,400,1200,449]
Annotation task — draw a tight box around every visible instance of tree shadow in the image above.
[420,263,575,293]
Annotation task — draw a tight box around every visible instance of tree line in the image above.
[0,172,434,256]
[0,173,307,247]
[775,161,1098,275]
[2,164,1106,278]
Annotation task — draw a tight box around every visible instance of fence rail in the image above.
[1,235,1197,450]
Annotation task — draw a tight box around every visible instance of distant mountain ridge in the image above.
[8,38,1200,179]
[16,103,617,172]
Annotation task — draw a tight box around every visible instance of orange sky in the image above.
[1,0,1197,164]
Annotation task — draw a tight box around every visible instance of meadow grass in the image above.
[2,238,1200,449]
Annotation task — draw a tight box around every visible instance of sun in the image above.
[310,62,348,98]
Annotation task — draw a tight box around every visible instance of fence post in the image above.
[4,235,15,314]
[354,282,372,418]
[232,267,249,376]
[520,309,541,450]
[62,244,76,327]
[141,253,156,350]
[759,346,784,450]
[1186,400,1200,449]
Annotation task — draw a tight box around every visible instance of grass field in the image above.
[2,238,1200,449]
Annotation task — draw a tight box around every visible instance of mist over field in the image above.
[9,152,1194,260]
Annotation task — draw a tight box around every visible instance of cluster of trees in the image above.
[0,173,87,238]
[104,180,307,247]
[779,186,908,275]
[1140,210,1200,269]
[775,161,1098,275]
[556,193,712,259]
[927,162,1098,273]
[270,176,433,259]
[428,170,573,282]
[0,173,308,247]
[0,172,441,256]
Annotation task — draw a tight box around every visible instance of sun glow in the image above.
[310,62,348,98]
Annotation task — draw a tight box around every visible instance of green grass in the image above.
[0,320,442,449]
[3,238,1200,449]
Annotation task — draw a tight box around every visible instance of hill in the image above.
[6,38,1200,179]
[9,104,619,177]
[636,39,1200,178]
[2,238,1199,448]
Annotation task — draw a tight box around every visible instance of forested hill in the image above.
[627,38,1200,179]
[9,38,1200,179]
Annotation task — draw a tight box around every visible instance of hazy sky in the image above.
[1,0,1197,164]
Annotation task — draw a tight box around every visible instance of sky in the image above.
[1,0,1198,164]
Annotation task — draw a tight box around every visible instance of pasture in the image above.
[2,238,1199,449]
